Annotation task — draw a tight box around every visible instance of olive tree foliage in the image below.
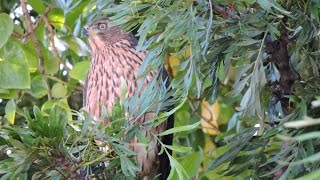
[0,0,320,179]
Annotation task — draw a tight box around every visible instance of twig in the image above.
[12,10,49,40]
[20,0,52,100]
[42,8,71,72]
[203,0,213,53]
[20,0,45,74]
[187,97,211,122]
[54,167,68,179]
[44,75,83,91]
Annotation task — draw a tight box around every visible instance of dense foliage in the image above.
[0,0,320,179]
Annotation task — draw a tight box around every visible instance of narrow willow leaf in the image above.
[284,117,320,128]
[221,46,235,83]
[207,133,254,171]
[168,155,189,180]
[278,132,320,142]
[80,152,112,167]
[237,39,261,46]
[257,0,291,15]
[164,145,192,153]
[181,150,203,177]
[296,169,320,180]
[289,151,320,165]
[120,156,139,177]
[260,160,289,177]
[257,0,272,10]
[113,143,137,156]
[293,132,320,142]
[260,145,295,167]
[157,121,200,136]
[268,0,292,15]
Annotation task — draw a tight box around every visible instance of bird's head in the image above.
[82,17,134,50]
[82,17,111,37]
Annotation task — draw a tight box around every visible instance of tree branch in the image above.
[12,8,50,40]
[43,8,71,72]
[20,0,45,74]
[44,75,83,91]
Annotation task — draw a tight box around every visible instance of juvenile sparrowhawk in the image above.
[82,17,173,179]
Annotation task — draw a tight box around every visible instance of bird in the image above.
[82,17,174,179]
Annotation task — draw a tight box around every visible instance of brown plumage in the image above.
[82,17,173,179]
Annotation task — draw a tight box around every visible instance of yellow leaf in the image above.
[5,99,16,125]
[165,47,191,77]
[204,135,216,153]
[200,101,220,135]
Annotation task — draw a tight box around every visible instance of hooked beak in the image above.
[82,25,89,36]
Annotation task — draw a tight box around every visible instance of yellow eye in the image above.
[99,23,107,30]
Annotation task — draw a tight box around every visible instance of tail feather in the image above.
[158,113,174,180]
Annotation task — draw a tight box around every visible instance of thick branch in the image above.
[265,17,299,115]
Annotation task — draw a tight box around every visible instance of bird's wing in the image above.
[134,49,174,179]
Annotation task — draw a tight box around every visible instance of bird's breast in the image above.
[84,45,146,121]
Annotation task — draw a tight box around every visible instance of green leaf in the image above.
[207,142,247,171]
[120,156,139,177]
[289,151,320,165]
[157,121,200,136]
[41,99,72,120]
[207,130,255,171]
[237,39,261,46]
[8,139,28,151]
[293,132,320,142]
[284,117,320,128]
[62,36,88,56]
[28,0,45,13]
[44,51,59,74]
[257,0,272,10]
[48,8,65,29]
[168,155,189,180]
[51,83,67,98]
[0,13,13,48]
[257,0,291,15]
[164,145,192,153]
[0,41,30,89]
[26,75,48,98]
[113,143,137,156]
[0,89,18,99]
[21,41,39,73]
[181,151,203,177]
[296,169,320,180]
[70,61,90,81]
[5,99,16,125]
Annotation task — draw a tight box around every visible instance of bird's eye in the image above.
[98,23,107,30]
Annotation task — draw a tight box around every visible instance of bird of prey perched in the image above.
[82,17,173,179]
